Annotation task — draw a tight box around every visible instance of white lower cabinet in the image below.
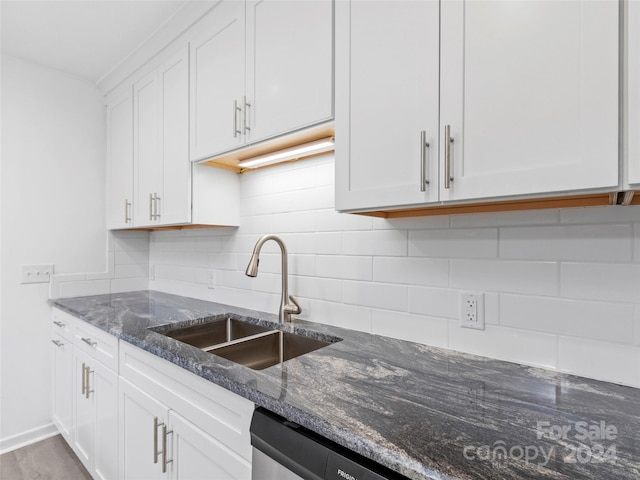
[118,341,253,480]
[73,348,119,480]
[52,308,254,480]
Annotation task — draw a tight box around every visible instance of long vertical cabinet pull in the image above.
[153,193,161,220]
[161,424,173,473]
[124,199,132,224]
[153,417,160,464]
[420,131,430,191]
[444,125,453,189]
[243,96,251,133]
[84,365,93,399]
[233,100,242,137]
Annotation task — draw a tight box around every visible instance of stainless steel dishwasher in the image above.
[250,408,410,480]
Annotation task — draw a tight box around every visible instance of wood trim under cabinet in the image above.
[352,192,639,219]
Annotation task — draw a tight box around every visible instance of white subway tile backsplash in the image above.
[500,294,636,344]
[114,264,148,279]
[316,255,372,281]
[343,281,407,311]
[560,263,640,302]
[111,276,149,293]
[450,209,559,228]
[409,228,497,259]
[500,224,632,262]
[557,337,640,387]
[451,259,558,296]
[137,158,640,386]
[372,310,448,348]
[448,325,558,370]
[560,205,640,224]
[373,257,448,287]
[408,287,459,319]
[59,279,111,298]
[343,230,407,256]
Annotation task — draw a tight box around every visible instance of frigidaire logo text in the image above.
[336,468,357,480]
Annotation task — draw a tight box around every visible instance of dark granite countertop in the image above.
[51,290,640,480]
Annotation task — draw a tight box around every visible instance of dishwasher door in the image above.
[250,408,409,480]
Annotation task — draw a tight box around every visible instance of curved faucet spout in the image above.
[245,234,301,323]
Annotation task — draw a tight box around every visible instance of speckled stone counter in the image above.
[51,291,640,480]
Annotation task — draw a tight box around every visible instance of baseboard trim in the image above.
[0,423,59,455]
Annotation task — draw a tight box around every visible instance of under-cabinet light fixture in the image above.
[237,137,335,169]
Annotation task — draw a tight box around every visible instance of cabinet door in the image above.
[190,0,245,161]
[73,351,94,471]
[440,0,619,202]
[629,0,640,186]
[119,378,168,480]
[133,71,160,227]
[168,410,251,480]
[52,334,73,444]
[93,363,118,480]
[106,87,134,229]
[158,47,191,225]
[246,0,333,144]
[334,0,440,211]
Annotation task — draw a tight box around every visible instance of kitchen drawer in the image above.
[51,308,75,342]
[74,321,119,373]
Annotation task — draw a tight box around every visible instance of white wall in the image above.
[150,154,640,388]
[0,55,107,452]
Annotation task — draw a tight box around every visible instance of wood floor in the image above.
[0,434,92,480]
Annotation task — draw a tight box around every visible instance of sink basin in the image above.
[208,330,331,370]
[154,317,337,370]
[160,318,272,350]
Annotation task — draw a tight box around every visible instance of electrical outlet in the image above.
[208,270,216,289]
[460,292,485,330]
[20,264,54,284]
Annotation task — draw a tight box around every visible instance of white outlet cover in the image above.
[20,264,54,284]
[460,292,485,330]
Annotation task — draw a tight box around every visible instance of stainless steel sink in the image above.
[154,317,336,370]
[160,318,272,350]
[207,330,331,370]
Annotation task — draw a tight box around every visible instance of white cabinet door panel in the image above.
[159,47,191,225]
[246,0,333,144]
[169,411,251,480]
[52,334,74,444]
[629,0,640,186]
[93,364,118,480]
[335,0,440,211]
[190,0,245,161]
[440,0,619,201]
[106,88,134,228]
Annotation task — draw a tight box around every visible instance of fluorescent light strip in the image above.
[237,137,335,169]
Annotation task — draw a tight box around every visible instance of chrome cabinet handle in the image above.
[233,100,242,137]
[243,96,251,133]
[420,131,430,192]
[153,193,161,220]
[52,339,64,347]
[444,125,453,189]
[81,362,86,395]
[162,424,173,473]
[53,320,65,328]
[153,417,160,464]
[124,199,132,224]
[84,365,93,399]
[81,337,97,347]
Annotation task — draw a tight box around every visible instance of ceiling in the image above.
[1,0,189,84]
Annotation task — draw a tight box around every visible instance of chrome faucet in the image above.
[245,234,301,323]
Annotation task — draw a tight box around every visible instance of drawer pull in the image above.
[51,340,64,347]
[81,337,97,348]
[53,321,66,328]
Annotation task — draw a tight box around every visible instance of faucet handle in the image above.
[284,295,301,315]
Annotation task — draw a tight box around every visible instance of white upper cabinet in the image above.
[189,0,334,162]
[106,86,134,229]
[190,0,246,161]
[335,0,440,211]
[628,0,640,186]
[246,0,334,144]
[439,0,619,202]
[336,0,620,212]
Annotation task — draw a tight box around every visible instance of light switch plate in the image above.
[20,264,54,284]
